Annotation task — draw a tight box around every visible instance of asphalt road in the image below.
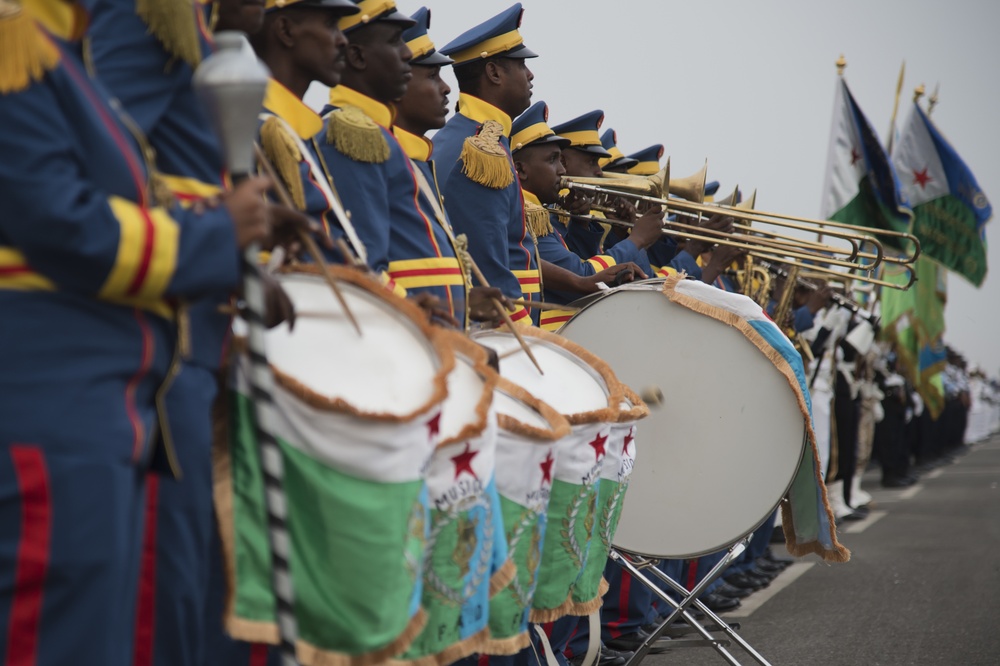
[642,433,1000,666]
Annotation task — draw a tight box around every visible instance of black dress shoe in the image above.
[747,565,777,581]
[715,580,751,599]
[700,592,741,612]
[881,476,916,488]
[754,557,785,574]
[724,572,763,591]
[570,645,634,666]
[604,629,671,654]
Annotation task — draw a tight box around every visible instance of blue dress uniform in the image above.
[0,3,241,665]
[82,2,251,664]
[433,4,540,326]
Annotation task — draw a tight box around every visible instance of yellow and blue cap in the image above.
[402,7,452,66]
[510,101,571,153]
[598,128,638,171]
[550,110,612,158]
[339,0,415,33]
[704,181,721,199]
[439,3,538,66]
[626,144,664,175]
[265,0,360,15]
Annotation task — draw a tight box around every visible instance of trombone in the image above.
[557,179,916,290]
[758,259,881,327]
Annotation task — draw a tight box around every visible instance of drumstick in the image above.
[511,299,581,313]
[253,144,363,336]
[455,237,544,376]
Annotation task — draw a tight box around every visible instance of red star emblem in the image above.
[450,443,479,480]
[912,167,932,190]
[623,428,635,456]
[588,432,608,460]
[849,147,862,166]
[426,413,441,440]
[539,452,554,484]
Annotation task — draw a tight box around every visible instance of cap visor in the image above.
[413,50,454,66]
[504,43,538,59]
[311,0,361,14]
[605,157,639,171]
[379,9,417,27]
[570,144,613,158]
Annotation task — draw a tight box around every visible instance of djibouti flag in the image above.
[820,78,913,251]
[893,102,992,286]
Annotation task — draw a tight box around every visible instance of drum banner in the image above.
[216,361,443,666]
[662,274,850,563]
[482,380,570,655]
[399,333,516,666]
[573,391,648,607]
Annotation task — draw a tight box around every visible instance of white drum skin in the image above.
[559,283,806,558]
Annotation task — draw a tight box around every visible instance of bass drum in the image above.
[559,279,807,559]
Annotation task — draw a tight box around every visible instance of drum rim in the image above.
[432,329,499,448]
[474,326,626,425]
[266,267,455,423]
[493,378,570,442]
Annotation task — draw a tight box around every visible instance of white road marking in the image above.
[898,484,924,500]
[725,562,815,618]
[924,468,945,480]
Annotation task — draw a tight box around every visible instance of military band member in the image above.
[599,128,639,173]
[433,3,539,325]
[393,6,507,329]
[0,2,275,664]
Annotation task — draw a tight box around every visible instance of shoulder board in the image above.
[0,2,60,95]
[260,115,306,210]
[523,201,554,238]
[459,119,514,190]
[136,0,202,68]
[325,105,389,164]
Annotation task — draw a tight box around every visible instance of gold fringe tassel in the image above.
[135,0,201,68]
[524,202,553,238]
[260,116,307,211]
[0,2,60,95]
[326,106,390,164]
[460,120,514,189]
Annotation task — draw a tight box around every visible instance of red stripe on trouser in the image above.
[685,558,699,591]
[249,644,270,666]
[5,446,52,666]
[133,474,160,666]
[605,569,632,639]
[477,654,490,666]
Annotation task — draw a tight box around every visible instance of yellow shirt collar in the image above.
[262,79,322,139]
[457,93,512,138]
[521,189,542,207]
[328,86,394,128]
[393,126,433,162]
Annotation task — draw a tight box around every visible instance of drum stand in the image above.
[609,537,773,666]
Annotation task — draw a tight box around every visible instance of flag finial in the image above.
[928,84,939,116]
[913,83,925,104]
[836,54,847,76]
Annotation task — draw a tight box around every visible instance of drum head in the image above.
[560,284,806,558]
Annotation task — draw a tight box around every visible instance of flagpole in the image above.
[821,55,849,246]
[886,61,906,157]
[928,84,940,116]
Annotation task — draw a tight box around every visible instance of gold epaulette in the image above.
[326,105,389,164]
[524,201,553,238]
[0,1,60,95]
[136,0,201,68]
[260,116,306,210]
[459,119,514,189]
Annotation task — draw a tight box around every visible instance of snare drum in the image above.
[473,328,624,622]
[559,278,808,559]
[400,331,507,666]
[217,266,452,665]
[481,379,569,655]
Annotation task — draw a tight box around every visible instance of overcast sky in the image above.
[308,0,1000,374]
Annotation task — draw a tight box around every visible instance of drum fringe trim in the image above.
[495,377,571,442]
[433,330,499,447]
[388,627,491,666]
[496,325,627,426]
[529,591,605,624]
[617,386,650,423]
[265,265,456,423]
[480,631,531,656]
[490,558,518,597]
[661,274,850,564]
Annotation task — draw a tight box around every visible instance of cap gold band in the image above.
[449,29,523,64]
[339,0,395,30]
